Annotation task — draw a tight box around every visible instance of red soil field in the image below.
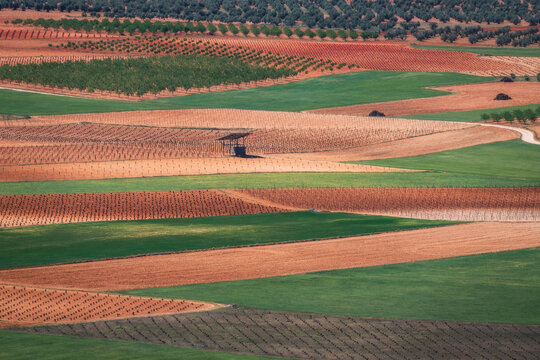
[13,109,474,131]
[0,190,287,227]
[0,222,537,291]
[0,285,218,327]
[0,157,403,182]
[273,126,519,161]
[310,82,540,117]
[0,26,115,40]
[0,120,472,164]
[188,36,528,75]
[239,187,540,222]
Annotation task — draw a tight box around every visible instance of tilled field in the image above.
[0,116,473,166]
[0,190,287,227]
[0,158,403,182]
[310,82,540,117]
[11,307,540,360]
[240,187,540,221]
[274,126,518,161]
[0,222,537,291]
[14,109,475,131]
[192,36,529,75]
[0,285,217,327]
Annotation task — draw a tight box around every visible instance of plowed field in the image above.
[0,158,403,182]
[310,82,540,116]
[0,222,537,291]
[190,36,527,75]
[9,109,474,131]
[0,190,286,227]
[0,284,217,327]
[240,187,540,221]
[273,126,518,161]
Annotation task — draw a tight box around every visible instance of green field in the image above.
[356,140,540,179]
[0,211,455,269]
[411,44,540,57]
[124,248,540,325]
[0,55,293,96]
[2,171,538,196]
[0,71,491,115]
[402,103,540,122]
[0,331,278,360]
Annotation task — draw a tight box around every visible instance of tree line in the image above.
[2,0,538,32]
[480,106,540,124]
[11,17,380,41]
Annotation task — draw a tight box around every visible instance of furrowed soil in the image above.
[239,187,540,222]
[172,36,529,75]
[310,82,540,117]
[0,222,537,291]
[272,126,519,161]
[13,307,540,360]
[0,190,288,227]
[0,119,471,164]
[0,158,405,182]
[0,284,218,327]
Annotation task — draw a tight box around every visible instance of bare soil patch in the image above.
[0,284,218,327]
[272,126,518,161]
[15,307,540,360]
[240,187,540,222]
[0,157,403,182]
[0,222,537,291]
[310,82,540,117]
[0,190,287,227]
[16,109,474,131]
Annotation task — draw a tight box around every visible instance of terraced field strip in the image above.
[190,36,528,75]
[309,82,540,117]
[0,222,537,291]
[13,307,540,360]
[0,284,219,328]
[0,119,472,163]
[240,187,540,222]
[272,126,518,161]
[0,190,287,227]
[0,158,405,182]
[14,109,475,130]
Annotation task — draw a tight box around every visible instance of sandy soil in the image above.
[0,190,286,227]
[0,284,218,327]
[272,126,518,161]
[0,222,537,291]
[0,157,411,182]
[240,187,540,222]
[309,82,540,117]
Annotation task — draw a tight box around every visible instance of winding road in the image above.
[478,123,540,145]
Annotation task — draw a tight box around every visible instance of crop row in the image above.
[18,307,540,360]
[0,54,146,66]
[0,53,296,96]
[240,187,540,222]
[181,36,526,75]
[59,35,351,73]
[0,27,114,39]
[0,285,214,326]
[0,190,286,227]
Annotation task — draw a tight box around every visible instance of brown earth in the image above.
[0,222,537,291]
[272,126,518,161]
[309,82,540,117]
[10,109,474,131]
[0,190,287,227]
[0,284,218,327]
[0,120,471,163]
[0,157,406,182]
[239,187,540,222]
